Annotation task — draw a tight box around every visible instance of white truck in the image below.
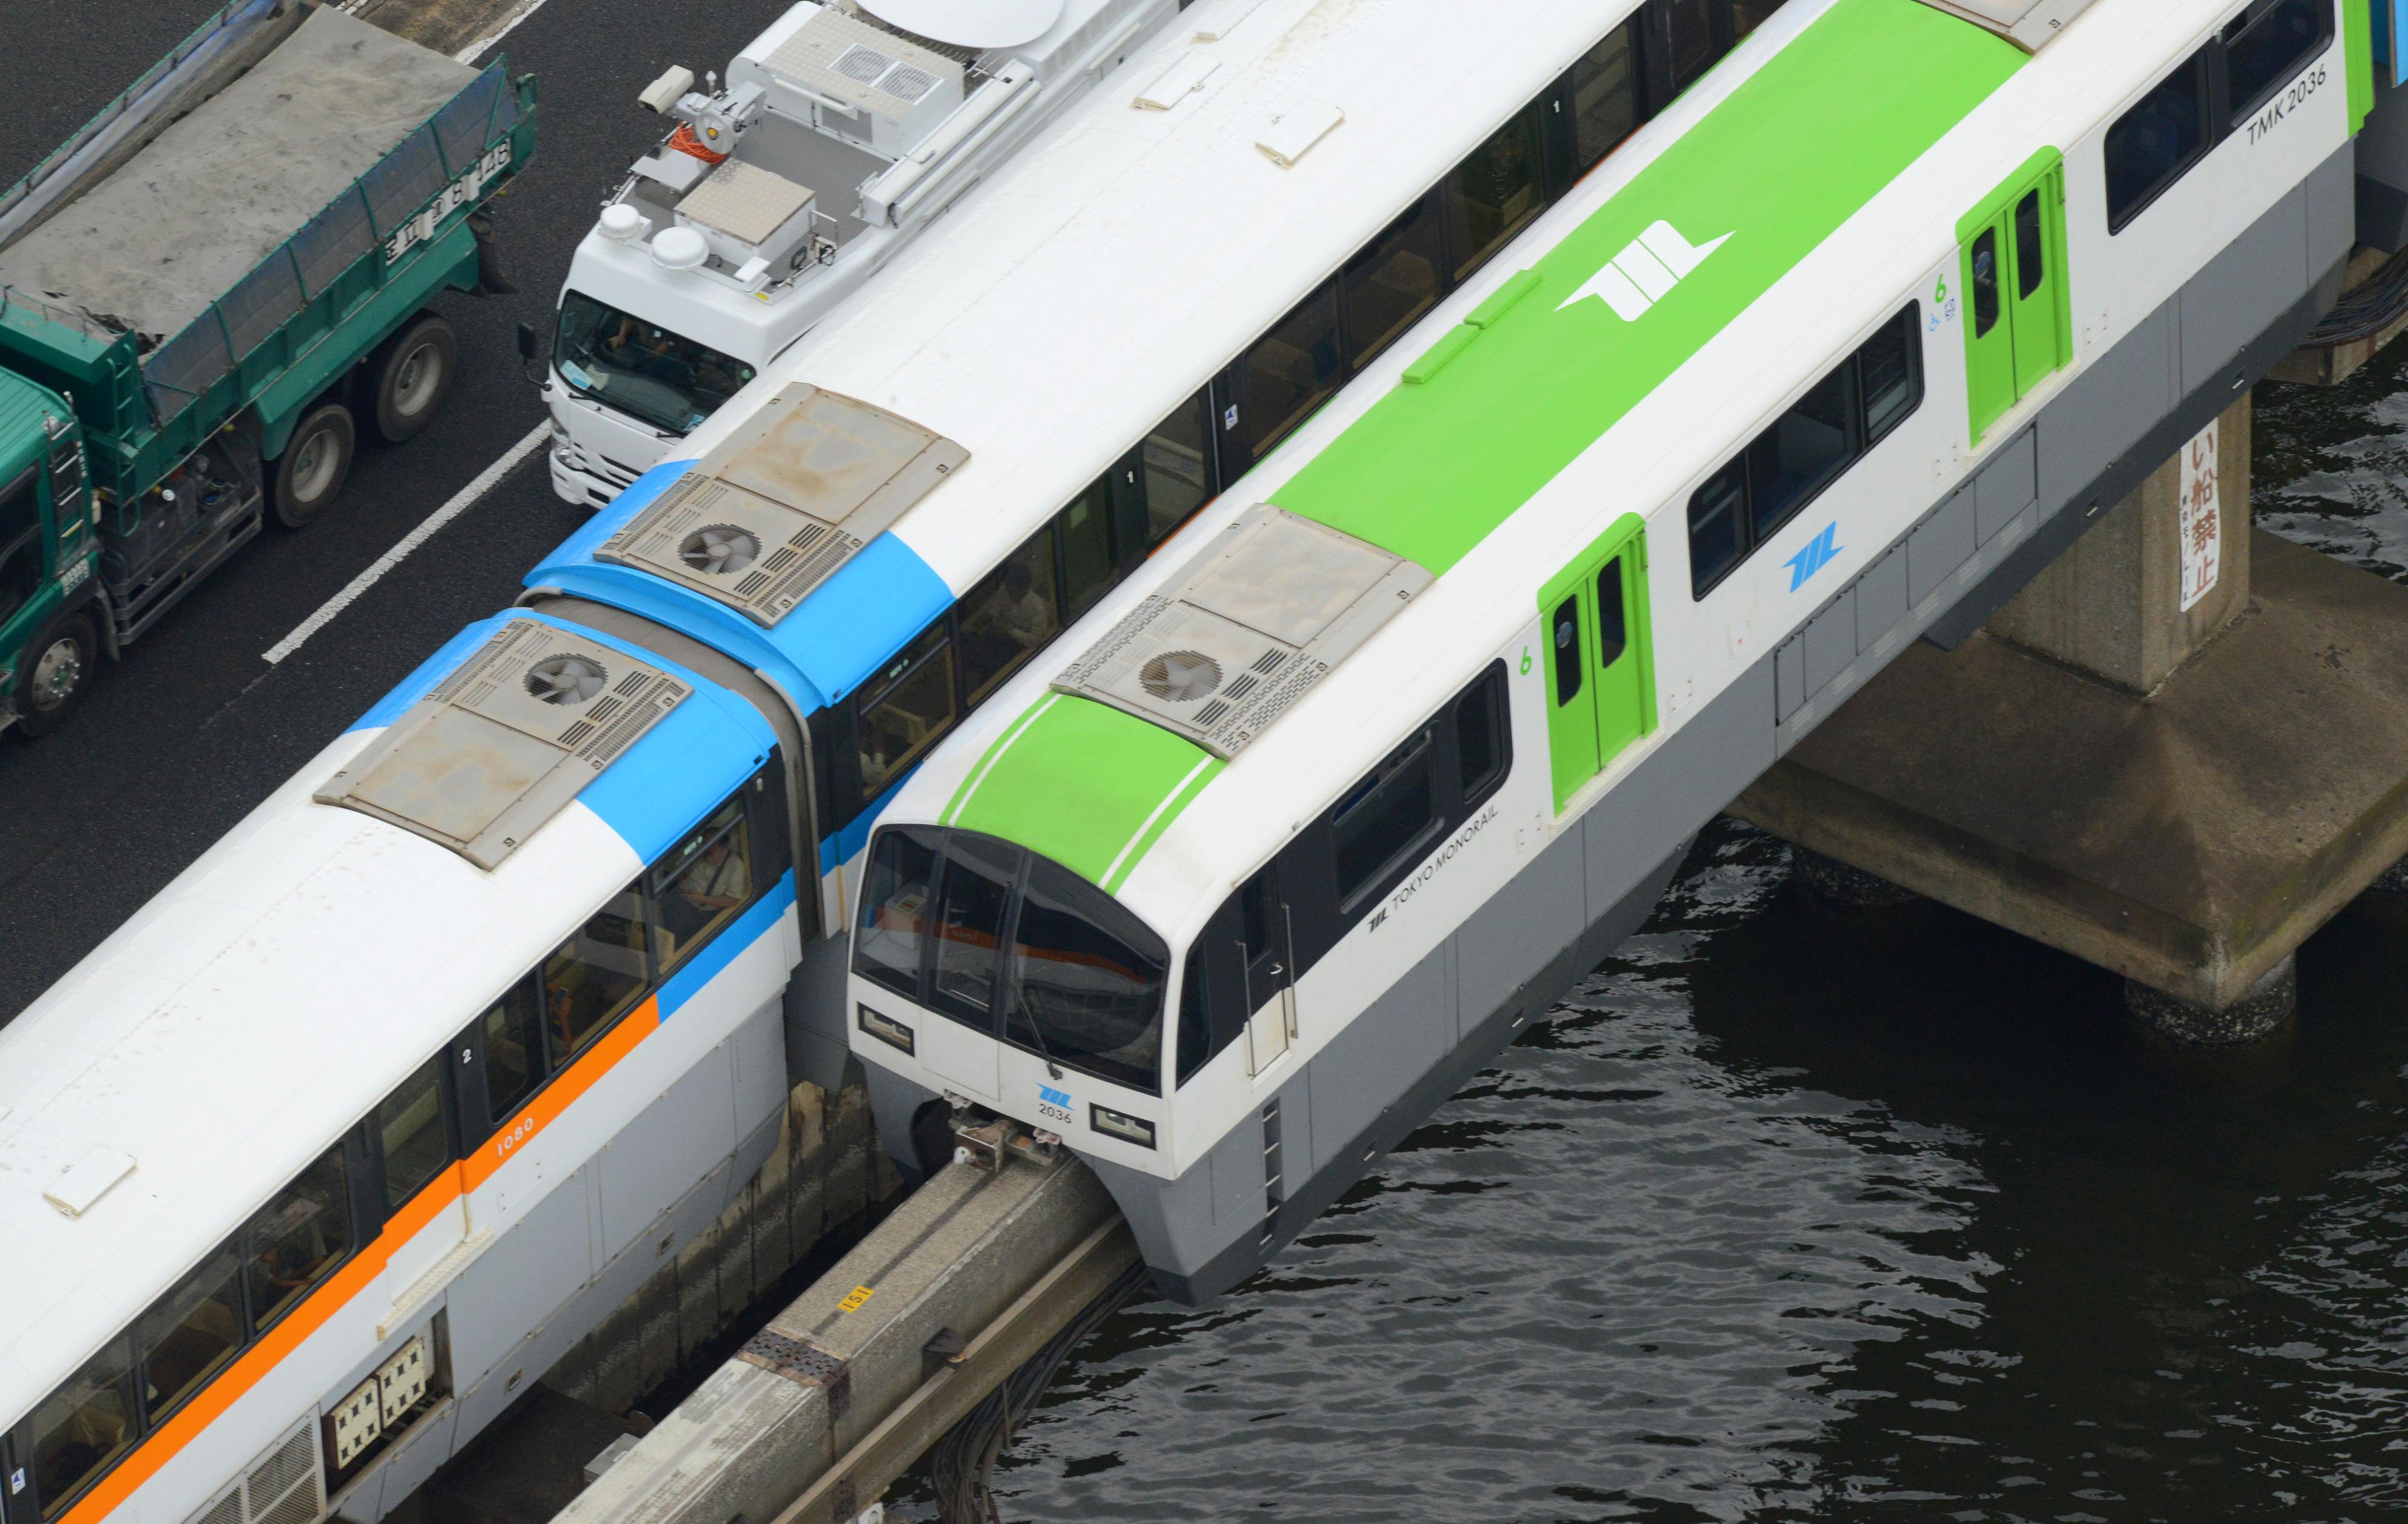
[539,0,1177,506]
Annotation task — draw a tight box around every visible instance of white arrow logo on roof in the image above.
[1559,221,1733,322]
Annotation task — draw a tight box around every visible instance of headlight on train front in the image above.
[857,1002,915,1056]
[1091,1104,1156,1150]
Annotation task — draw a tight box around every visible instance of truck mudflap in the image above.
[470,209,517,296]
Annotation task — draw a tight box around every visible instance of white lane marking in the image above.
[263,422,549,664]
[1100,754,1214,889]
[453,0,553,61]
[945,693,1059,825]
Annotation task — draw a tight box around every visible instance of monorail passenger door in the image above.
[1961,153,2069,442]
[1236,865,1296,1076]
[1541,519,1656,814]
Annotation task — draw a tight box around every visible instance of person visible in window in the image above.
[601,317,686,387]
[660,835,751,948]
[990,562,1054,647]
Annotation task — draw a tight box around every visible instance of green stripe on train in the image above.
[945,694,1222,888]
[947,0,2026,892]
[1272,0,2025,573]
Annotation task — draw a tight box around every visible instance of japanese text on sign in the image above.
[2178,422,2219,613]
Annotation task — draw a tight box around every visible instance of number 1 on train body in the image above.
[1960,149,2070,443]
[1540,516,1656,813]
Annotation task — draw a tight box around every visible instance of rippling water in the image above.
[891,375,2408,1524]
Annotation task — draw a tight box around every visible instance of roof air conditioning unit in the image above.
[1055,507,1431,759]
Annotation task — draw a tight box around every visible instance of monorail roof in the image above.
[0,610,771,1424]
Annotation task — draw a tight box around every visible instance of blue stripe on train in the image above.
[523,464,955,717]
[341,609,775,866]
[658,868,799,1019]
[817,772,915,877]
[549,458,697,558]
[348,615,514,733]
[771,535,953,705]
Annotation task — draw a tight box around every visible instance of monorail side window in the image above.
[857,827,941,1001]
[651,798,754,970]
[1005,858,1169,1094]
[1058,483,1119,619]
[480,980,547,1124]
[1730,1,1784,36]
[1333,729,1440,908]
[2224,0,2328,123]
[2105,52,2211,234]
[958,536,1061,704]
[1686,463,1746,595]
[1858,307,1923,445]
[134,1242,244,1420]
[1175,954,1213,1086]
[1141,389,1217,549]
[1568,23,1641,172]
[1688,302,1925,597]
[1457,663,1511,804]
[1234,282,1344,464]
[377,1054,453,1212]
[23,1337,135,1518]
[244,1145,351,1331]
[1657,0,1716,83]
[857,624,958,805]
[1747,366,1855,542]
[929,834,1022,1027]
[543,889,651,1057]
[1342,196,1446,366]
[1445,107,1546,280]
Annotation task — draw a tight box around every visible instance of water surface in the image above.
[901,368,2408,1523]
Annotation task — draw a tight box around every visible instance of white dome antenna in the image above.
[853,0,1066,48]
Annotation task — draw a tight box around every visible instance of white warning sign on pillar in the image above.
[2178,420,2220,612]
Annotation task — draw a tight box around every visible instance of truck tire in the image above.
[370,314,458,443]
[271,403,354,528]
[13,610,96,737]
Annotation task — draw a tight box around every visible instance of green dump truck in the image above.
[0,0,536,736]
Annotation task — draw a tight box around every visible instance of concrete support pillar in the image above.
[2126,954,2296,1045]
[1989,397,2251,695]
[1732,393,2408,1039]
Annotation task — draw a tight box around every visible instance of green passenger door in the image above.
[1540,516,1656,813]
[1960,151,2069,443]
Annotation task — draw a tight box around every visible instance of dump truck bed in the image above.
[0,7,475,349]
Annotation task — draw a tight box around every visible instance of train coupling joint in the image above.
[949,1102,1064,1173]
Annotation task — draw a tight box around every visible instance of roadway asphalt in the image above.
[0,0,786,1016]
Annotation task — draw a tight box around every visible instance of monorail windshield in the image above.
[553,291,756,435]
[857,826,1170,1093]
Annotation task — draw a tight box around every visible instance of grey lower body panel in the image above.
[1098,835,1692,1307]
[1078,140,2361,1308]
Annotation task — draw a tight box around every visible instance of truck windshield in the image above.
[857,828,1170,1094]
[553,291,755,435]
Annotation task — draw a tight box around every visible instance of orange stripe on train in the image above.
[61,997,661,1523]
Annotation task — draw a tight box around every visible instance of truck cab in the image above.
[0,370,93,736]
[544,0,1176,505]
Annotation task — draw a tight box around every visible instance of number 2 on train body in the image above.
[1540,514,1656,814]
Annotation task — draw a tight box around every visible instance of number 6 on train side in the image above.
[1540,513,1657,813]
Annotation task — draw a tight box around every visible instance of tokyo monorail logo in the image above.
[1558,221,1732,322]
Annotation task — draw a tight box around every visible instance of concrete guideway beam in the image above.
[554,1155,1127,1524]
